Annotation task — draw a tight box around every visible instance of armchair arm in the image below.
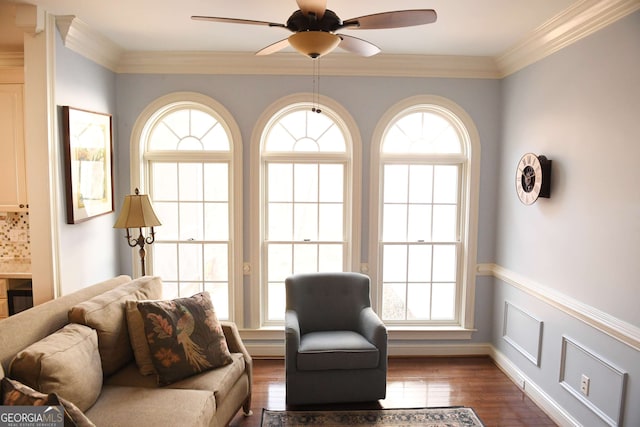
[358,307,388,363]
[285,310,301,373]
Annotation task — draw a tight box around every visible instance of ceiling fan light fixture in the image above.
[288,31,340,58]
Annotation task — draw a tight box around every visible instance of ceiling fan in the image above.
[192,0,437,58]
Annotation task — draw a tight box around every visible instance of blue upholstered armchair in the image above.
[285,272,388,405]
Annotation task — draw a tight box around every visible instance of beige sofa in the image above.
[0,275,252,427]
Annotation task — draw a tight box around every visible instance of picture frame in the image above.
[62,106,114,224]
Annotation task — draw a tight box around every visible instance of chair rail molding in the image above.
[477,263,640,352]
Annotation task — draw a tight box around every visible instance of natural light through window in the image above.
[144,105,235,320]
[379,109,465,324]
[262,106,350,323]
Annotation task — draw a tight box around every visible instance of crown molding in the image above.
[0,52,24,68]
[55,15,123,72]
[117,51,500,78]
[496,0,640,77]
[53,0,639,78]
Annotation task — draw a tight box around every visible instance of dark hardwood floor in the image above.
[229,356,557,427]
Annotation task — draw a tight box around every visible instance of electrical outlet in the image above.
[580,374,590,396]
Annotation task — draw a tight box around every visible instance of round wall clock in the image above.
[515,153,552,205]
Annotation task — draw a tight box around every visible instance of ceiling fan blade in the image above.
[191,15,286,29]
[296,0,327,18]
[256,38,291,56]
[337,34,381,57]
[342,9,437,30]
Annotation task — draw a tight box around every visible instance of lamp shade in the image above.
[113,190,161,229]
[288,31,341,58]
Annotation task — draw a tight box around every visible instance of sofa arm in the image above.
[220,321,252,415]
[285,310,301,373]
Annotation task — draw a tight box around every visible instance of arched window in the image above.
[251,94,361,327]
[370,96,480,329]
[133,93,242,322]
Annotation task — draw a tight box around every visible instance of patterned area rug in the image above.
[261,407,485,427]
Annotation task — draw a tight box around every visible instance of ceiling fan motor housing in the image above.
[286,9,343,32]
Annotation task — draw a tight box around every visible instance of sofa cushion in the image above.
[8,323,102,412]
[106,353,245,405]
[136,292,233,385]
[68,276,163,376]
[297,330,379,371]
[85,385,215,427]
[125,299,156,376]
[1,377,96,427]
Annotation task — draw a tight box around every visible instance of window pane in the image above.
[204,243,228,281]
[201,123,230,151]
[407,245,431,282]
[293,244,318,273]
[408,283,431,320]
[190,109,217,140]
[179,163,203,201]
[431,282,456,319]
[162,282,179,299]
[152,163,178,200]
[433,165,458,204]
[294,204,318,241]
[382,283,406,320]
[268,282,285,320]
[179,203,203,241]
[316,125,346,152]
[432,205,456,242]
[318,204,342,240]
[204,163,228,201]
[153,202,178,240]
[409,165,433,203]
[294,164,318,202]
[153,243,177,280]
[407,205,431,242]
[268,203,293,240]
[319,164,343,202]
[384,165,408,203]
[382,245,407,282]
[432,245,456,282]
[267,244,292,282]
[383,204,407,242]
[318,244,343,272]
[149,122,180,150]
[179,282,202,298]
[179,243,202,281]
[204,203,229,240]
[268,164,292,202]
[163,110,190,139]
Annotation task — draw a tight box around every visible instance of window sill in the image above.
[239,326,475,341]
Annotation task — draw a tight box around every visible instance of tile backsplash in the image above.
[0,212,31,259]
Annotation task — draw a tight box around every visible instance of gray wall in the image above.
[55,29,120,294]
[494,11,640,426]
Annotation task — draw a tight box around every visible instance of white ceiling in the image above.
[6,0,579,58]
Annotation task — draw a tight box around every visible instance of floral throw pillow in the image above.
[136,292,233,385]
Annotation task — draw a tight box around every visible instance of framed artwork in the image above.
[62,106,114,224]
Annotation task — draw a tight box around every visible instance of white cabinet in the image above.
[0,84,28,211]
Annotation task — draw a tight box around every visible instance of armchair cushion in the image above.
[297,331,379,371]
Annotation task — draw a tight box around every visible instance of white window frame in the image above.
[369,95,480,334]
[129,92,244,324]
[250,93,362,329]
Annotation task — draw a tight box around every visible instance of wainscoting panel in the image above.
[559,336,627,426]
[503,301,543,366]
